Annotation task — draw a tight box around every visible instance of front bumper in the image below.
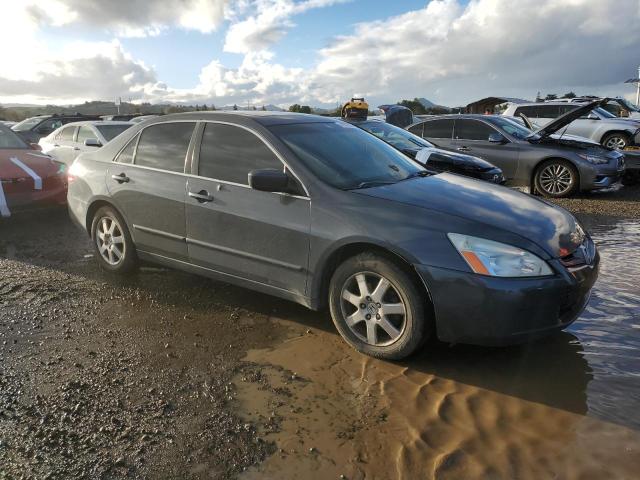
[415,249,599,346]
[580,156,625,190]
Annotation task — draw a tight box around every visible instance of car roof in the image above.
[155,111,336,127]
[61,121,134,127]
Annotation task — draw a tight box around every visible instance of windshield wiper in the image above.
[350,180,398,190]
[402,170,431,181]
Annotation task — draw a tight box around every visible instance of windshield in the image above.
[269,121,425,190]
[593,107,616,119]
[96,124,132,141]
[0,125,28,149]
[356,121,434,150]
[11,116,45,132]
[617,98,639,112]
[487,116,533,140]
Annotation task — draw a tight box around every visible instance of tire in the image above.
[602,132,630,150]
[534,159,579,198]
[90,205,138,274]
[328,252,430,360]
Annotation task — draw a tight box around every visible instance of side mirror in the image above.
[84,138,102,147]
[248,169,290,193]
[488,133,507,144]
[586,113,599,120]
[29,143,42,151]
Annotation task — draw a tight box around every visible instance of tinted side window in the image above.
[134,122,195,172]
[58,126,75,141]
[77,126,94,143]
[454,119,496,141]
[198,123,282,184]
[407,123,424,136]
[422,119,454,139]
[115,135,137,164]
[514,106,536,117]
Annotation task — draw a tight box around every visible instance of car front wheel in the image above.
[535,160,578,198]
[329,252,430,360]
[91,206,137,274]
[602,132,629,150]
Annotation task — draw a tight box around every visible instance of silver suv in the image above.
[503,102,640,150]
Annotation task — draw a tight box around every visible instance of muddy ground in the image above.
[0,185,639,479]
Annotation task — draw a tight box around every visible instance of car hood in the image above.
[355,173,583,258]
[0,149,60,181]
[529,99,606,139]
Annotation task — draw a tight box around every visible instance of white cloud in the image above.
[27,0,228,37]
[1,0,639,108]
[224,0,349,54]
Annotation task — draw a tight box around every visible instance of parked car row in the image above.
[64,111,599,360]
[407,100,627,197]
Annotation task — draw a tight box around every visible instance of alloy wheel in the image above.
[539,164,573,195]
[96,216,126,266]
[340,271,407,346]
[604,136,627,150]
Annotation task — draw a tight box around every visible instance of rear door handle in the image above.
[111,173,130,183]
[73,147,80,151]
[189,190,214,203]
[457,146,471,152]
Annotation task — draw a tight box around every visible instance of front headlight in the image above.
[448,233,553,277]
[577,153,609,165]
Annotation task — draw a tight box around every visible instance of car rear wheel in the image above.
[535,160,578,198]
[329,252,430,360]
[602,132,629,150]
[91,206,137,274]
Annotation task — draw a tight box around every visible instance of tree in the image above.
[233,104,238,111]
[397,98,427,115]
[561,91,577,99]
[299,105,312,114]
[261,105,266,111]
[289,104,301,112]
[544,93,558,101]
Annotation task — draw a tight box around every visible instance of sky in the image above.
[0,0,638,108]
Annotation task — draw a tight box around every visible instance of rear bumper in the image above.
[1,175,67,216]
[415,251,599,346]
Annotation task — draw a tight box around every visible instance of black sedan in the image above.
[346,119,505,184]
[68,112,598,360]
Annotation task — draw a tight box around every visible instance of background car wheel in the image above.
[91,206,137,274]
[534,159,579,198]
[602,132,629,150]
[329,252,430,360]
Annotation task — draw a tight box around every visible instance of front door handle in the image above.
[73,147,80,151]
[111,173,130,183]
[189,190,214,203]
[456,146,470,152]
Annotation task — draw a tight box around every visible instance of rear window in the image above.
[134,122,195,172]
[422,119,454,139]
[96,124,132,142]
[0,125,28,149]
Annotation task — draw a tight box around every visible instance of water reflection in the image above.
[569,215,640,429]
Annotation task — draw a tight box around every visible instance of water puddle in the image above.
[236,215,640,479]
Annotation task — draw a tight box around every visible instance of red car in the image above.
[0,124,67,218]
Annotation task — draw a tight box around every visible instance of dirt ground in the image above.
[0,185,639,479]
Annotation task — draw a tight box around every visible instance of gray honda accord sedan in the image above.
[67,112,599,360]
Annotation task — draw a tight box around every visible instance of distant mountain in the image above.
[417,97,451,111]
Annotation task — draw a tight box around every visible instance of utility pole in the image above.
[625,66,640,107]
